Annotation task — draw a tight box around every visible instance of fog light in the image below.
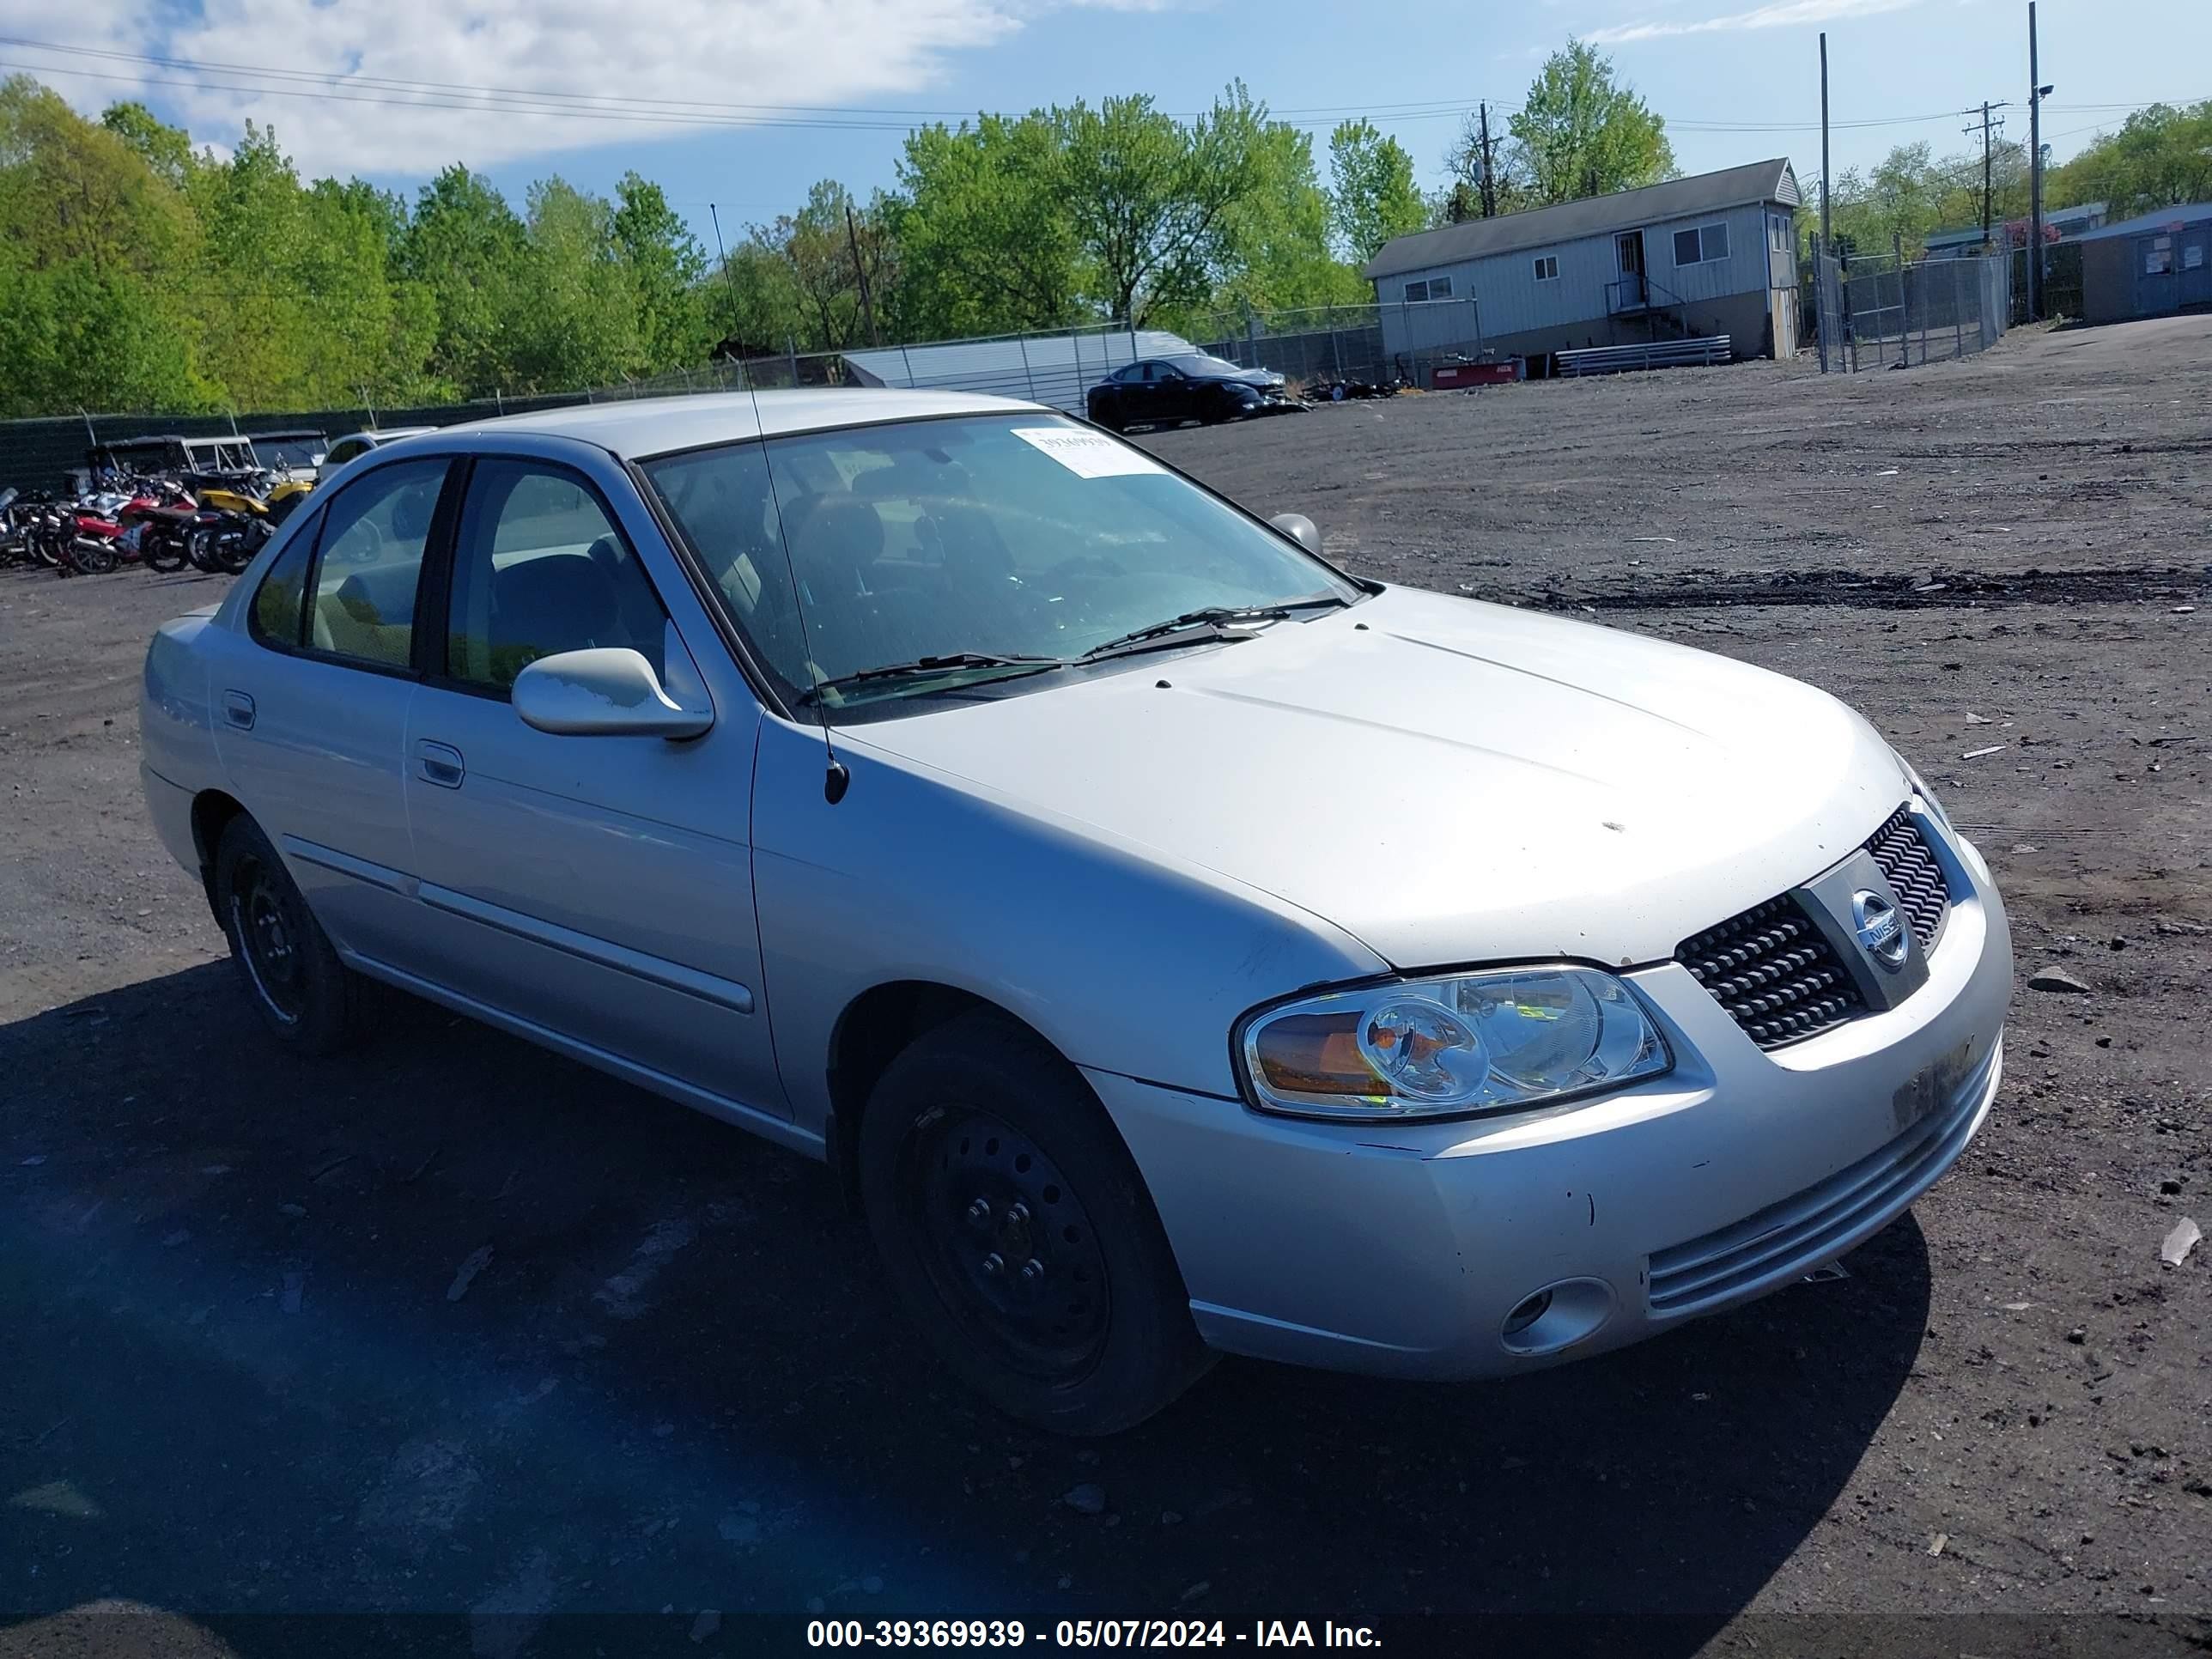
[1498,1278,1616,1357]
[1503,1290,1553,1336]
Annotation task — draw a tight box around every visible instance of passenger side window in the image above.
[307,459,447,670]
[249,510,320,647]
[445,459,672,691]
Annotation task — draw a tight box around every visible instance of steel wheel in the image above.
[229,848,309,1026]
[901,1104,1114,1382]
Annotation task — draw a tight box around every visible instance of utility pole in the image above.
[1963,101,2008,248]
[846,203,882,348]
[2027,0,2051,320]
[1818,33,1832,252]
[1477,101,1498,217]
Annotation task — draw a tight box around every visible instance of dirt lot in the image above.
[3,317,2208,1656]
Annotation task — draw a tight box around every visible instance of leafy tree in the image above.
[512,177,643,391]
[1327,118,1425,263]
[99,101,198,191]
[613,172,709,369]
[749,179,895,353]
[1427,180,1483,228]
[1058,88,1264,325]
[1509,41,1675,204]
[0,256,211,416]
[401,165,529,395]
[1207,121,1365,317]
[2048,100,2212,217]
[703,238,805,359]
[894,112,1083,337]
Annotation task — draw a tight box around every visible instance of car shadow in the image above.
[0,963,1930,1652]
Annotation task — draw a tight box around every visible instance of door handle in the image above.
[222,690,255,731]
[415,740,465,788]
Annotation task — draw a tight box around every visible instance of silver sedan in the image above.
[140,390,2012,1433]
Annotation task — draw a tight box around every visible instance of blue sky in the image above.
[9,0,2206,245]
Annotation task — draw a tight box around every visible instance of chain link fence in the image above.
[1813,241,2012,374]
[4,302,1501,489]
[1181,300,1488,392]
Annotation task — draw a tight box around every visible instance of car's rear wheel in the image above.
[858,1012,1212,1435]
[214,815,366,1054]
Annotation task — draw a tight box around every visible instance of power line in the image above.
[7,34,2181,142]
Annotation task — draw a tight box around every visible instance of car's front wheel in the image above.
[859,1012,1212,1435]
[214,814,367,1054]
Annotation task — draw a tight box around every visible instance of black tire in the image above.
[858,1012,1212,1435]
[66,536,118,575]
[213,815,366,1054]
[143,532,190,574]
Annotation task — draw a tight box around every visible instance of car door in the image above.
[208,456,456,969]
[1151,362,1194,424]
[1115,362,1159,425]
[399,444,787,1123]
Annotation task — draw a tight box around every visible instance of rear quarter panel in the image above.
[140,606,222,874]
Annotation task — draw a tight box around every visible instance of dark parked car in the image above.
[1085,354,1295,432]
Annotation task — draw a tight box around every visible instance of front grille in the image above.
[1676,896,1864,1049]
[1646,1039,1996,1316]
[1678,804,1957,1051]
[1865,805,1950,952]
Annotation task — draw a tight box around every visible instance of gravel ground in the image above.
[3,317,2207,1657]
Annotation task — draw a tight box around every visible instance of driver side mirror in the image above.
[1270,513,1322,556]
[512,647,714,739]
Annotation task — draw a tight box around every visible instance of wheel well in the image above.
[826,982,1062,1207]
[190,789,246,910]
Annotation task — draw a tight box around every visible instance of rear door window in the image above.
[305,459,449,671]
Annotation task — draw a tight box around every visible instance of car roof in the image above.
[421,388,1045,459]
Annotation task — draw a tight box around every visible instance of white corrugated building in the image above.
[1362,158,1804,364]
[842,329,1194,415]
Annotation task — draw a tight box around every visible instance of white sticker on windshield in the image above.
[1011,426,1165,479]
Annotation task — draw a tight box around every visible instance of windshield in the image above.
[1171,354,1250,376]
[642,413,1353,714]
[254,437,325,468]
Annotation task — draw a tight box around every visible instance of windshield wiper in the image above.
[799,652,1072,705]
[1078,594,1350,663]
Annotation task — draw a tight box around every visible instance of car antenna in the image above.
[717,252,850,805]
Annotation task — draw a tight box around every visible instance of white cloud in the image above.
[0,0,1151,176]
[1585,0,1918,44]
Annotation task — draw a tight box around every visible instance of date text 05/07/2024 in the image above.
[805,1619,1383,1649]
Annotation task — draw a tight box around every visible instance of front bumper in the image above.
[1093,815,2013,1379]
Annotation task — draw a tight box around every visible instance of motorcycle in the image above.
[6,491,69,568]
[192,469,313,575]
[118,477,209,574]
[62,489,140,576]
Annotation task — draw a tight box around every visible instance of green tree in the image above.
[1058,87,1264,325]
[894,112,1083,337]
[402,165,530,395]
[1509,41,1675,204]
[1210,122,1366,316]
[511,177,643,391]
[748,179,894,352]
[703,237,805,358]
[2048,100,2212,217]
[613,172,709,370]
[99,100,198,191]
[1327,118,1425,263]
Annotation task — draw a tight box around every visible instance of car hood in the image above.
[845,586,1912,969]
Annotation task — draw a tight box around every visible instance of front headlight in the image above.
[1897,750,1954,838]
[1237,966,1671,1121]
